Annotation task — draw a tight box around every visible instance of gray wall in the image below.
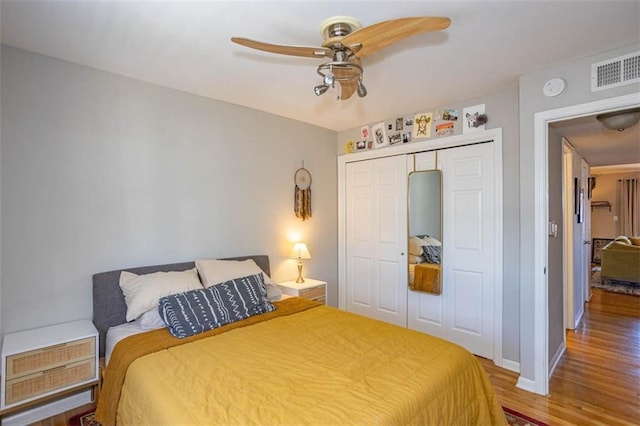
[547,127,564,365]
[0,46,338,337]
[337,88,521,364]
[518,43,640,381]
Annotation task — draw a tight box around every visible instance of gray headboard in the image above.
[92,255,270,357]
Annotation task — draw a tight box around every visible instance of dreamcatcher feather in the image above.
[294,166,312,221]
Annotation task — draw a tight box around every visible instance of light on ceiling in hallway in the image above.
[596,108,640,132]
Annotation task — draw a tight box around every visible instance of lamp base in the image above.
[296,260,305,283]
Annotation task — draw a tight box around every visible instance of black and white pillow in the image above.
[159,273,276,338]
[420,236,442,264]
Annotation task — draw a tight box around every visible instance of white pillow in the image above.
[195,259,282,301]
[408,254,425,264]
[119,268,202,322]
[409,236,427,256]
[421,236,442,247]
[135,308,166,330]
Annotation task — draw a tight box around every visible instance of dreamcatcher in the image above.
[294,164,312,221]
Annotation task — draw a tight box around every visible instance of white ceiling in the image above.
[1,0,639,166]
[550,112,640,168]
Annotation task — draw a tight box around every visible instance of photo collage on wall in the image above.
[346,104,485,154]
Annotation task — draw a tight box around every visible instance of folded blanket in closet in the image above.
[411,263,441,294]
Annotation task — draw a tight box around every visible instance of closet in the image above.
[338,130,503,363]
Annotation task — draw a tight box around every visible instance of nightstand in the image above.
[277,279,327,304]
[0,319,99,416]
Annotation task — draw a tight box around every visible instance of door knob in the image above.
[584,240,591,245]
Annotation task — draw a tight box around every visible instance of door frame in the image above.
[562,140,576,330]
[531,93,640,395]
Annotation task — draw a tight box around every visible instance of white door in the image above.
[408,143,497,358]
[581,159,591,304]
[345,155,407,326]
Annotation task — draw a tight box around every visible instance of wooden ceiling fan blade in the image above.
[338,80,357,100]
[343,16,451,57]
[231,37,332,58]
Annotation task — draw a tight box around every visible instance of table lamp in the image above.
[290,242,311,283]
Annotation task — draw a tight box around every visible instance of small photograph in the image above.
[367,140,373,149]
[387,123,393,131]
[345,140,355,154]
[413,112,433,139]
[371,122,388,149]
[463,104,486,133]
[405,118,413,126]
[389,132,402,145]
[360,125,370,140]
[435,121,454,138]
[402,132,412,143]
[442,109,459,121]
[356,140,367,150]
[395,117,404,131]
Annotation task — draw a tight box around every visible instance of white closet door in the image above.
[407,151,445,336]
[408,144,496,358]
[345,155,407,326]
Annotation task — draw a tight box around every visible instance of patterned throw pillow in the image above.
[159,273,276,338]
[420,236,442,264]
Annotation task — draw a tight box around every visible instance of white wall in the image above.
[518,43,640,381]
[0,45,338,337]
[336,88,521,365]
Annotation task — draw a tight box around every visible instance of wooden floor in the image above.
[29,288,639,425]
[479,288,640,426]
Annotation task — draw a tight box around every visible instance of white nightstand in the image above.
[0,319,99,415]
[277,279,327,305]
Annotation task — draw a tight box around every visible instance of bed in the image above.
[93,255,506,425]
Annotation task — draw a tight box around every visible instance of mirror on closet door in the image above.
[408,170,443,295]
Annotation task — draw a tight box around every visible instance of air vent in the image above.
[591,51,640,92]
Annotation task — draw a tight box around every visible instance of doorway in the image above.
[531,93,640,396]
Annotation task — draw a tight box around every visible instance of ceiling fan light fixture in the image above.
[314,84,329,96]
[357,79,367,98]
[324,72,334,86]
[596,108,640,132]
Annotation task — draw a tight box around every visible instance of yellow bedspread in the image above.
[100,298,505,425]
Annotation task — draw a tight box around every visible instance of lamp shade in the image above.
[290,243,311,260]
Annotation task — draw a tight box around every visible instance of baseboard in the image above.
[501,358,520,373]
[515,376,536,393]
[549,341,566,377]
[1,390,91,426]
[574,305,584,329]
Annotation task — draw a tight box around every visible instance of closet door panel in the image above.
[345,155,407,326]
[377,260,402,314]
[346,160,375,317]
[373,155,408,326]
[407,151,445,336]
[441,143,495,358]
[452,190,483,250]
[350,257,372,307]
[451,269,484,335]
[414,295,445,326]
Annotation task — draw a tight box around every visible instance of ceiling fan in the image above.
[231,15,451,100]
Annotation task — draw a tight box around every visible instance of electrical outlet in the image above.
[613,216,619,222]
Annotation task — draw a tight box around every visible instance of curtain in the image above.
[619,178,640,236]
